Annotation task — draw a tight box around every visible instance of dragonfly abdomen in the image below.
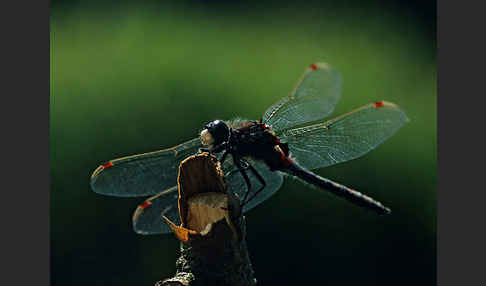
[282,162,391,215]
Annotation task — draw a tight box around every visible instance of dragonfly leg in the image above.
[241,160,266,207]
[233,155,253,203]
[220,150,229,165]
[239,159,250,169]
[225,154,250,177]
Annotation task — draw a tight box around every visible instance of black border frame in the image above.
[4,0,50,285]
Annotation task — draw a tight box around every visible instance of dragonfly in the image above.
[90,62,408,235]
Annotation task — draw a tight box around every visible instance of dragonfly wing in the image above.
[132,186,180,235]
[90,138,202,197]
[132,158,284,234]
[279,101,408,170]
[222,158,284,213]
[262,62,342,132]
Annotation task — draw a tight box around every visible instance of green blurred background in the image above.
[50,1,436,285]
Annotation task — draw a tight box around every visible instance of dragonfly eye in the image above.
[204,120,230,146]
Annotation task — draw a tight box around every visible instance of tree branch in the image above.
[158,153,257,286]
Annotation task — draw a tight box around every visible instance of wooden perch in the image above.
[158,153,257,286]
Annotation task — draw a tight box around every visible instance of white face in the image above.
[200,129,214,147]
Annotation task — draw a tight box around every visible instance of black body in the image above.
[283,162,391,215]
[203,119,391,215]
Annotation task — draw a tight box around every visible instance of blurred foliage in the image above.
[51,1,436,286]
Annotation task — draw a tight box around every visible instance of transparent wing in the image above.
[131,157,284,235]
[279,101,408,170]
[222,158,284,213]
[132,186,179,234]
[262,62,342,132]
[90,138,202,197]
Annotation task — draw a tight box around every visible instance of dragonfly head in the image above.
[201,120,230,150]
